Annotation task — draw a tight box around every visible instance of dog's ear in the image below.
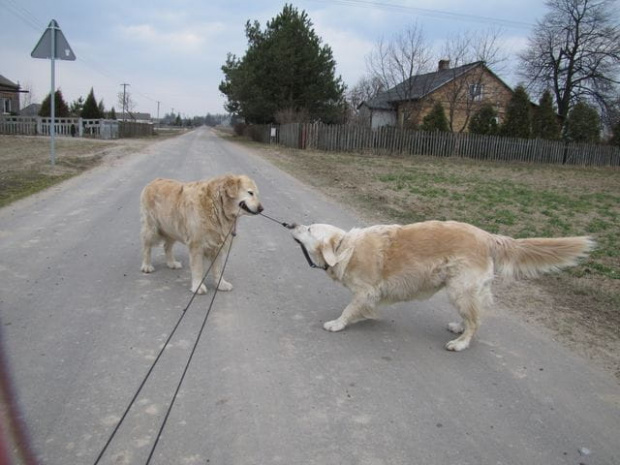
[318,235,348,268]
[223,176,241,198]
[319,241,338,268]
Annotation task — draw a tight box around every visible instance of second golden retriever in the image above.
[291,221,594,351]
[140,174,263,294]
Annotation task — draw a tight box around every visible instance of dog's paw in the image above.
[445,338,470,352]
[191,283,208,295]
[324,319,346,332]
[217,280,233,292]
[447,322,464,334]
[141,264,155,273]
[166,260,182,269]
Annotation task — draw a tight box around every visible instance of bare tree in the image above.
[518,0,620,124]
[117,91,136,120]
[346,76,384,125]
[366,24,434,127]
[20,81,34,109]
[439,28,507,132]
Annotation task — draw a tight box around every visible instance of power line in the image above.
[310,0,534,29]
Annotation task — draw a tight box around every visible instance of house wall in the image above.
[398,68,513,132]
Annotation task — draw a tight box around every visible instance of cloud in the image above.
[119,21,226,54]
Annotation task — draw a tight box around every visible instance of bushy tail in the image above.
[489,234,595,279]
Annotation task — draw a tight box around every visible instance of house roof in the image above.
[20,103,41,116]
[362,61,486,110]
[0,74,19,89]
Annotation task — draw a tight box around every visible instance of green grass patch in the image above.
[0,171,73,208]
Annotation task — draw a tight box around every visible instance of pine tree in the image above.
[421,102,449,132]
[468,104,498,135]
[532,90,560,140]
[39,89,70,117]
[81,88,103,119]
[108,107,117,120]
[500,85,532,139]
[564,101,601,143]
[220,4,345,123]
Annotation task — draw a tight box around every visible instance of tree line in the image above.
[220,1,620,146]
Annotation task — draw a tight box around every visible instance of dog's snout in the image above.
[258,204,264,213]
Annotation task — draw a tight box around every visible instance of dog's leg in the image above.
[140,228,157,273]
[164,239,182,269]
[445,286,484,351]
[211,245,233,292]
[324,294,377,332]
[188,245,207,294]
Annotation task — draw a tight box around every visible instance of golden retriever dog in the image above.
[291,221,594,351]
[140,174,263,294]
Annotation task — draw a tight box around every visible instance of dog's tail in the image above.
[489,234,595,279]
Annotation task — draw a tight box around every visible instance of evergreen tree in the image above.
[468,104,498,135]
[39,89,70,117]
[564,101,601,143]
[70,96,84,116]
[421,102,449,132]
[532,90,560,140]
[98,99,105,117]
[108,107,117,120]
[500,85,532,139]
[220,4,345,124]
[81,88,103,119]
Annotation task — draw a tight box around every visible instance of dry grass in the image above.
[229,134,620,380]
[0,131,184,207]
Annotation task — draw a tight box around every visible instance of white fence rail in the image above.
[0,116,152,139]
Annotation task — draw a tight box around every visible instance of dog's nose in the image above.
[258,204,264,213]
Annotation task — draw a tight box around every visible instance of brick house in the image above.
[0,74,21,115]
[359,60,515,132]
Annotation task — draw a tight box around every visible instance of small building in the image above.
[0,75,22,115]
[359,60,515,132]
[20,103,42,116]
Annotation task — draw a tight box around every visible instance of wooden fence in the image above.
[255,123,620,168]
[0,116,153,139]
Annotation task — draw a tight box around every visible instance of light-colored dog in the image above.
[291,221,594,351]
[140,174,263,294]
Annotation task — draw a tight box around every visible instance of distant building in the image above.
[0,74,22,115]
[20,103,42,116]
[121,111,152,122]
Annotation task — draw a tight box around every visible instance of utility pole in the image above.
[121,83,130,121]
[156,101,160,127]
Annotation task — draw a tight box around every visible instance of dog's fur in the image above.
[140,174,263,294]
[291,221,594,351]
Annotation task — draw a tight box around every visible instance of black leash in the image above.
[94,218,238,465]
[258,212,328,270]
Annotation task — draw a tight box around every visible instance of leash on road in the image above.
[93,217,238,465]
[258,212,328,270]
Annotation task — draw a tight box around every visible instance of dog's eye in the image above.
[248,191,254,196]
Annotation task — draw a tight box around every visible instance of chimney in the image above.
[438,59,450,71]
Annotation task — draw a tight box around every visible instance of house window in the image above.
[1,98,10,114]
[469,83,484,101]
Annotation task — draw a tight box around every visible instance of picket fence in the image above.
[247,123,620,168]
[0,116,154,139]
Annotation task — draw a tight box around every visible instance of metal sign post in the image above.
[31,20,76,166]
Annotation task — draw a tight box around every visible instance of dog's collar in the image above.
[294,235,345,271]
[294,239,328,270]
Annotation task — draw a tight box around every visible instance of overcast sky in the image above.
[1,0,549,118]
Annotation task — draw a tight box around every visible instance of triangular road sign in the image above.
[31,20,76,61]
